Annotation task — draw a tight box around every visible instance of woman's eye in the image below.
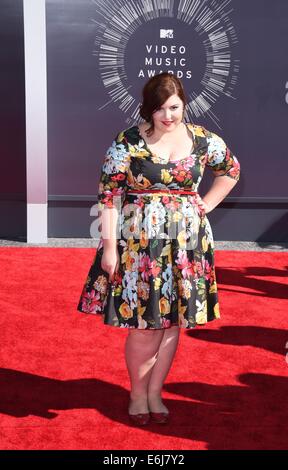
[155,106,178,111]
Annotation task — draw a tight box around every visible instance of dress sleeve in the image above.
[97,130,131,209]
[205,129,240,181]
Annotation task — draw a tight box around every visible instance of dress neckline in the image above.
[136,122,196,163]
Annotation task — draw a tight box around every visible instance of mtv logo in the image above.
[160,29,174,39]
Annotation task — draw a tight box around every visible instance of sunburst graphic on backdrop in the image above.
[91,0,239,129]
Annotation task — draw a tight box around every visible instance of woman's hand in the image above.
[195,194,212,215]
[101,248,120,283]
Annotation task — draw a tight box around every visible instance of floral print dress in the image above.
[77,123,240,329]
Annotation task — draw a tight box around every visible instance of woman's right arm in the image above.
[101,207,120,282]
[97,130,131,280]
[100,207,119,282]
[101,206,118,249]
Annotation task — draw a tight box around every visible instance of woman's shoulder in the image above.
[188,123,227,144]
[114,124,139,142]
[110,125,140,149]
[114,122,222,142]
[187,122,210,139]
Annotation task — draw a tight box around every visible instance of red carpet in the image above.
[0,247,287,450]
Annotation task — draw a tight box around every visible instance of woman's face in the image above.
[152,93,184,132]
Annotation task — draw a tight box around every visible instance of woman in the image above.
[77,72,241,426]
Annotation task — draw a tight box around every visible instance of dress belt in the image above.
[126,189,198,195]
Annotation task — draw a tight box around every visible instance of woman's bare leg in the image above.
[125,328,164,414]
[147,326,180,413]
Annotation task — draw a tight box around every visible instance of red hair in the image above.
[139,72,187,137]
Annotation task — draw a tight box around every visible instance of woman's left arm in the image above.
[198,175,238,214]
[197,129,241,214]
